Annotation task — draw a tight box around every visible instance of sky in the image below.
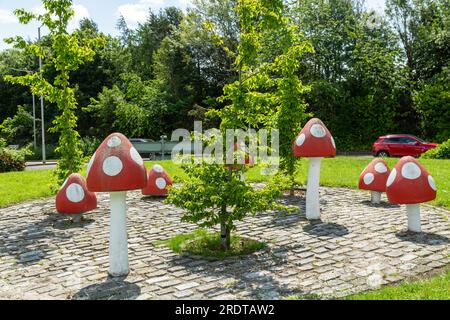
[0,0,386,50]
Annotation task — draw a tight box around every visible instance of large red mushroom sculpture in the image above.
[56,173,97,221]
[358,158,390,204]
[293,118,336,220]
[86,133,147,276]
[386,156,437,232]
[142,164,173,196]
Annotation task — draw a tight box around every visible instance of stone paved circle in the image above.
[0,187,448,300]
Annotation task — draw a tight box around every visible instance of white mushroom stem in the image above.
[306,157,322,220]
[109,191,129,277]
[240,172,245,182]
[406,203,421,232]
[371,191,381,204]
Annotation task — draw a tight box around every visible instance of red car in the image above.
[373,134,438,157]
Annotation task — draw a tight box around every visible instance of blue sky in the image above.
[0,0,386,50]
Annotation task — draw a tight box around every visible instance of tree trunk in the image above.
[220,220,230,251]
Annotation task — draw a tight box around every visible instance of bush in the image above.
[26,144,57,161]
[0,141,32,172]
[422,139,450,159]
[79,136,101,158]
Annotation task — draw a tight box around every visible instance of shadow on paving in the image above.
[0,212,75,266]
[395,231,450,245]
[360,200,401,209]
[72,276,141,300]
[164,244,308,299]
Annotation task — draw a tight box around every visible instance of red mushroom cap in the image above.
[86,133,147,192]
[293,118,336,158]
[386,156,437,204]
[358,158,390,192]
[56,173,97,214]
[142,164,173,196]
[233,142,254,166]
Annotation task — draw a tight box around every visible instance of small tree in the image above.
[210,0,313,192]
[167,157,289,251]
[4,0,104,187]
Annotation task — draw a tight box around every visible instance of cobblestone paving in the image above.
[0,187,448,300]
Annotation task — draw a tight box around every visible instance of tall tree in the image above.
[4,0,104,186]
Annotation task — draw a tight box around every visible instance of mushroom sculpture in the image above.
[386,156,437,232]
[56,173,97,221]
[86,133,147,276]
[293,118,336,220]
[358,158,390,204]
[233,142,254,181]
[142,164,173,196]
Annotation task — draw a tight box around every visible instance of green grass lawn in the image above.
[157,228,266,259]
[346,269,450,300]
[1,156,449,209]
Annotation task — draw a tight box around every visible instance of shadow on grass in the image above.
[395,231,450,245]
[72,276,141,300]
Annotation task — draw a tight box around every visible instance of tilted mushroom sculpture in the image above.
[293,118,336,220]
[86,133,147,276]
[56,173,97,221]
[386,156,437,232]
[142,164,173,196]
[358,158,390,204]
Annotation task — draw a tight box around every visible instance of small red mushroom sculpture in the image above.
[86,133,147,276]
[56,173,97,221]
[233,142,254,181]
[142,164,173,196]
[386,156,437,232]
[358,158,390,204]
[293,118,336,220]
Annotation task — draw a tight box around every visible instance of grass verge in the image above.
[346,268,450,300]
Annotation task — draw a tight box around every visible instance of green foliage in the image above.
[422,139,450,159]
[166,158,291,251]
[214,0,312,188]
[86,73,169,139]
[158,228,266,259]
[79,136,100,158]
[3,0,105,188]
[0,139,32,172]
[347,268,450,300]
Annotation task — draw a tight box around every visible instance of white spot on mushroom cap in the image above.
[107,136,122,148]
[86,152,96,177]
[102,156,123,177]
[428,175,437,191]
[295,133,306,146]
[363,173,374,185]
[66,183,85,203]
[331,136,336,149]
[401,162,421,180]
[310,124,326,138]
[374,162,388,173]
[155,177,166,190]
[130,147,144,166]
[153,164,164,173]
[386,168,397,187]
